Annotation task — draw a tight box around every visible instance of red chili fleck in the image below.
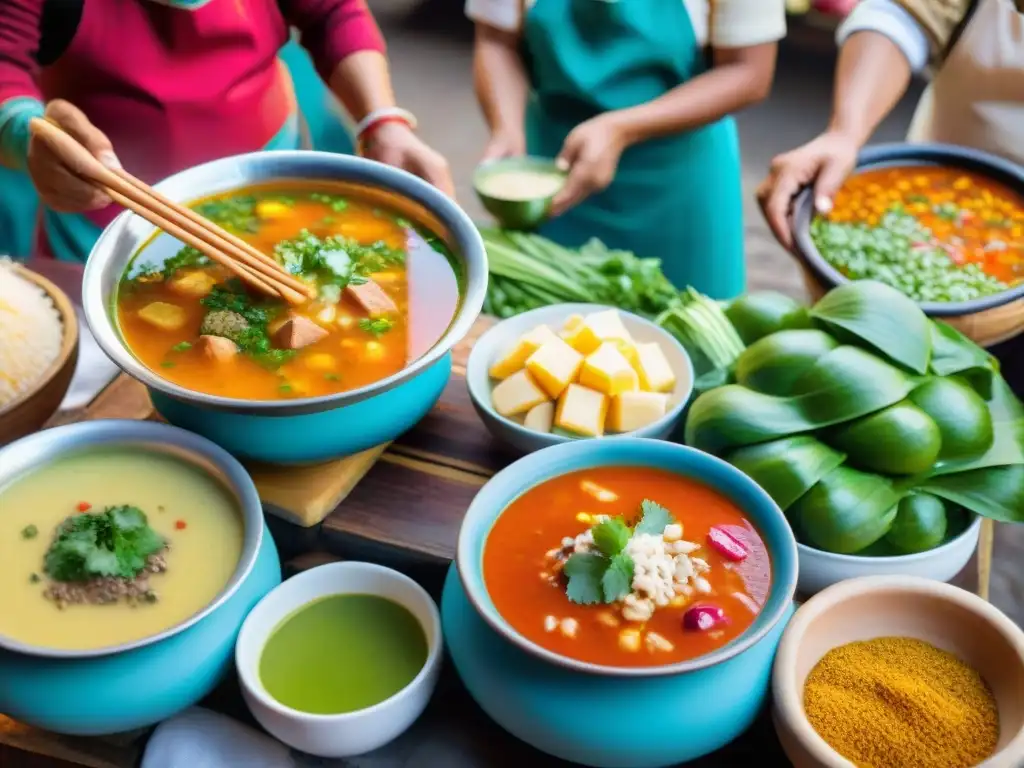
[76,502,92,513]
[175,520,187,530]
[707,525,748,562]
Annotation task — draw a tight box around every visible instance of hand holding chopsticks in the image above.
[28,117,315,305]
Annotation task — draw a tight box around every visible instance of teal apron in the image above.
[0,40,352,262]
[522,0,745,299]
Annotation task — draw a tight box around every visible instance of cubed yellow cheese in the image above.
[612,338,639,368]
[489,325,558,380]
[168,270,217,298]
[562,309,633,355]
[138,302,187,332]
[492,370,549,417]
[555,384,608,437]
[525,337,585,399]
[607,391,669,433]
[562,314,584,332]
[304,353,336,371]
[524,401,555,433]
[632,342,677,393]
[579,343,640,397]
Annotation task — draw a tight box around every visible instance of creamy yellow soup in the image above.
[0,449,244,651]
[478,169,564,201]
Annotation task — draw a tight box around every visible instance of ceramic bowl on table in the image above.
[0,264,79,445]
[442,437,798,768]
[83,151,486,465]
[791,143,1024,347]
[0,419,281,735]
[466,304,694,454]
[473,156,567,230]
[772,575,1024,767]
[796,515,982,595]
[236,560,443,757]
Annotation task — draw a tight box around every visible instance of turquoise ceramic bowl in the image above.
[443,438,798,767]
[0,420,283,735]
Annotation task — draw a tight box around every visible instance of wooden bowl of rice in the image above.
[0,261,79,445]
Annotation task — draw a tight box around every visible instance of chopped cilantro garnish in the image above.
[591,517,630,557]
[310,193,349,212]
[601,553,635,603]
[274,230,405,286]
[634,500,673,536]
[44,506,165,583]
[324,373,340,381]
[21,524,38,540]
[160,361,176,368]
[194,195,259,233]
[358,317,394,338]
[278,383,293,394]
[395,217,412,228]
[563,553,606,606]
[171,341,192,352]
[199,282,294,369]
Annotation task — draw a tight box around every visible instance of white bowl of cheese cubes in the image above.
[467,305,693,453]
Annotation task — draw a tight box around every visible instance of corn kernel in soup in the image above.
[117,183,462,401]
[0,450,243,651]
[483,467,771,667]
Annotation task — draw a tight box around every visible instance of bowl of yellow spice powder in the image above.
[771,575,1024,768]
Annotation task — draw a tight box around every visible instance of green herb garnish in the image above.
[310,193,349,212]
[194,195,259,233]
[171,341,192,352]
[562,500,675,606]
[21,524,38,540]
[200,281,295,369]
[278,383,293,394]
[160,361,176,368]
[29,573,40,583]
[358,317,394,338]
[324,373,340,381]
[44,506,166,583]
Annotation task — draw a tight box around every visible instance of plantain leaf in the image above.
[921,465,1024,523]
[790,465,901,553]
[810,280,932,375]
[727,436,846,511]
[685,347,916,455]
[929,321,998,398]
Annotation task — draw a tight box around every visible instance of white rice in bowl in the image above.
[0,259,64,409]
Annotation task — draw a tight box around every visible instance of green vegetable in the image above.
[826,401,942,476]
[592,517,631,557]
[358,317,394,338]
[171,341,192,352]
[734,329,838,395]
[634,500,673,536]
[810,211,1008,303]
[725,291,809,344]
[656,288,745,371]
[563,553,611,605]
[200,282,294,369]
[44,506,166,583]
[684,279,1024,555]
[884,493,948,554]
[21,524,38,540]
[194,195,260,234]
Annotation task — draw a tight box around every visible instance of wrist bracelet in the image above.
[355,107,418,141]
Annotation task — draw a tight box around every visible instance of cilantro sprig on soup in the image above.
[483,467,771,667]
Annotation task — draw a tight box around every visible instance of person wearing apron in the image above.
[467,0,787,300]
[0,0,452,263]
[756,0,1024,390]
[0,37,356,260]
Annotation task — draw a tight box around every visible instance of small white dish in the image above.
[235,562,443,758]
[796,516,982,596]
[467,303,694,454]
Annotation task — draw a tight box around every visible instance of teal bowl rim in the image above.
[795,514,982,563]
[472,155,567,201]
[465,303,695,446]
[0,419,264,659]
[455,437,799,677]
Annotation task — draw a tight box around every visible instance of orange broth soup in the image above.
[483,467,771,668]
[117,182,461,400]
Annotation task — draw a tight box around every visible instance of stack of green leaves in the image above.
[44,506,166,583]
[684,280,1024,555]
[563,500,674,605]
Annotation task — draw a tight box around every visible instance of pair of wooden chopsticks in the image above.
[29,117,315,305]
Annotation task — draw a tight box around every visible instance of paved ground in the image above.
[372,6,1024,627]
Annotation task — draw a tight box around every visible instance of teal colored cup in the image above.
[473,156,567,231]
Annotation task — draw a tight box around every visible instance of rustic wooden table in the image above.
[0,261,991,768]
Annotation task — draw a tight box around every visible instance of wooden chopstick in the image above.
[28,118,312,304]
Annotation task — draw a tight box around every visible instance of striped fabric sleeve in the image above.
[0,0,45,169]
[284,0,387,83]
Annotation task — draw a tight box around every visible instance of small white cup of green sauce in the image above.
[235,561,442,758]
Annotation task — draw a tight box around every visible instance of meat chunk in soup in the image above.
[346,279,397,317]
[198,335,238,362]
[274,314,328,350]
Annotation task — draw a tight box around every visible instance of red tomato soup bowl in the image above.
[441,437,799,768]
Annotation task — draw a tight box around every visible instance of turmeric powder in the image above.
[803,637,999,768]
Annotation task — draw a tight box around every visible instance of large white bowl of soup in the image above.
[0,419,281,735]
[83,152,487,464]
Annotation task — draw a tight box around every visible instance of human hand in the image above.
[481,129,526,163]
[550,114,627,217]
[756,130,861,250]
[362,122,455,197]
[27,100,120,213]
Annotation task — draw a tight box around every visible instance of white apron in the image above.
[906,0,1024,164]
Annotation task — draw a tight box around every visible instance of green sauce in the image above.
[259,594,428,715]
